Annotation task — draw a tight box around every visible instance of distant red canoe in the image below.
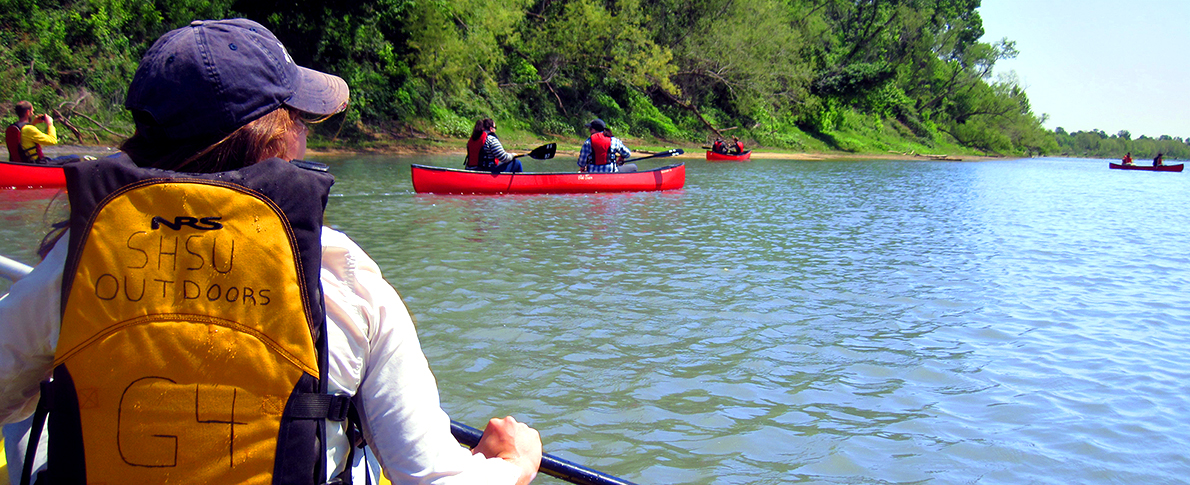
[1109,162,1183,172]
[0,160,66,188]
[411,163,685,194]
[706,150,751,162]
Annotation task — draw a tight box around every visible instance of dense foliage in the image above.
[1052,128,1190,161]
[2,0,1072,155]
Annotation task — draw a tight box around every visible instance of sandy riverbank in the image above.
[302,144,998,162]
[40,145,123,157]
[302,139,999,162]
[41,143,998,162]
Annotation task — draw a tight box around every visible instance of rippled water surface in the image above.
[3,156,1190,484]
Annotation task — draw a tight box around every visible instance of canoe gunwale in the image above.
[0,160,68,189]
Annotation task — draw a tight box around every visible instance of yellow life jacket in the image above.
[23,154,351,485]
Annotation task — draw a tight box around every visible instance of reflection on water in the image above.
[4,156,1190,484]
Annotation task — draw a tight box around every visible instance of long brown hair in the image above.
[38,106,306,258]
[469,118,494,141]
[121,106,304,172]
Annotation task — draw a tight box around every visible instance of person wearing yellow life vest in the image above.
[576,119,631,173]
[464,118,522,172]
[0,18,541,485]
[5,101,86,165]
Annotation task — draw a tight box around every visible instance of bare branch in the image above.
[657,88,724,137]
[50,109,83,142]
[67,111,132,139]
[546,82,568,117]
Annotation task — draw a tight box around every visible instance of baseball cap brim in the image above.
[286,66,350,117]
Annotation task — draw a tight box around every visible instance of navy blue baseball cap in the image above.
[585,118,607,131]
[125,19,349,143]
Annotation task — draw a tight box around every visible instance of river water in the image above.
[2,155,1189,484]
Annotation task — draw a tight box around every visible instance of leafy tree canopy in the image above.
[3,0,1143,158]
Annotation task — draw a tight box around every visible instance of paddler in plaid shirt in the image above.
[576,118,631,173]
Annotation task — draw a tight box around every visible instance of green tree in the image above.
[1,0,236,140]
[0,0,1072,156]
[517,0,676,135]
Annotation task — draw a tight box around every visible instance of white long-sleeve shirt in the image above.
[0,227,521,484]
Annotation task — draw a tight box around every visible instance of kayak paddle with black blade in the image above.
[617,148,684,173]
[513,143,557,160]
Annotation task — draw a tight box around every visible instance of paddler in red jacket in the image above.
[577,118,631,173]
[464,118,523,172]
[711,138,727,154]
[730,136,745,155]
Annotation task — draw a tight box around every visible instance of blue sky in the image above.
[978,0,1190,138]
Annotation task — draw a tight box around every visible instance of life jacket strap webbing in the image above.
[326,401,365,485]
[19,380,52,485]
[288,393,352,421]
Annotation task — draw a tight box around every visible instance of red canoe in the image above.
[1109,162,1183,172]
[411,163,685,194]
[706,150,751,162]
[0,160,67,188]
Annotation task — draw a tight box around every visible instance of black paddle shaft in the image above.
[622,148,684,163]
[449,420,640,485]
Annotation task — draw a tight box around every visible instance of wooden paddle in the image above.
[450,420,639,485]
[514,143,557,160]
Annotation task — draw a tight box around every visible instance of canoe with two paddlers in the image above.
[412,147,686,194]
[706,150,751,162]
[1109,162,1183,172]
[411,162,686,194]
